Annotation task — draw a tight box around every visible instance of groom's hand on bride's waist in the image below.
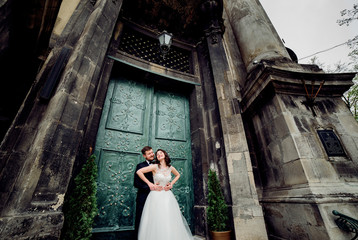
[153,182,163,191]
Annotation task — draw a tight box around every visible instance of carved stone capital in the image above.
[200,0,225,37]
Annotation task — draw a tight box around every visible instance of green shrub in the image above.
[207,169,229,231]
[61,154,98,240]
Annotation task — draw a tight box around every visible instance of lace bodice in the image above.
[153,165,172,186]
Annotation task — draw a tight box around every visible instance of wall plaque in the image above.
[317,130,346,157]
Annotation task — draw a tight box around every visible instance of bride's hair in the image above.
[155,149,171,167]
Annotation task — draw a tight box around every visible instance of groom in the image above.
[134,146,160,237]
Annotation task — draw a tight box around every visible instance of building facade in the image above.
[0,0,357,239]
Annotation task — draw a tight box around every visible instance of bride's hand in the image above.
[164,182,172,191]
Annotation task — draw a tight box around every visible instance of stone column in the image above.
[50,0,81,46]
[201,1,268,239]
[0,0,123,238]
[224,0,290,72]
[222,1,358,239]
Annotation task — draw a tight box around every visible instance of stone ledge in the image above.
[194,235,206,240]
[241,65,356,113]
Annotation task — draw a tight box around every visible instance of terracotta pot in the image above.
[210,230,231,240]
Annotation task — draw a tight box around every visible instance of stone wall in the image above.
[252,93,358,189]
[247,82,358,239]
[0,0,11,56]
[0,0,123,238]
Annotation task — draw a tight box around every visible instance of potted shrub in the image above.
[207,169,231,240]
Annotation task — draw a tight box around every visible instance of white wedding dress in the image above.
[138,165,193,240]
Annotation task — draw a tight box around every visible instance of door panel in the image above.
[154,91,187,141]
[94,77,153,232]
[105,79,148,135]
[93,76,193,237]
[96,149,138,230]
[151,89,193,223]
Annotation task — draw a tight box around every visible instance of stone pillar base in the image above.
[263,201,358,240]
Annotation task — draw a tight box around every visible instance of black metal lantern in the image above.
[157,30,173,59]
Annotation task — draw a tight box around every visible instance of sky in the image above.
[259,0,358,69]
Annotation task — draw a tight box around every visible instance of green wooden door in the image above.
[93,76,193,238]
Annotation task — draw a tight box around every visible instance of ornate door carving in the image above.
[151,89,193,221]
[93,76,193,237]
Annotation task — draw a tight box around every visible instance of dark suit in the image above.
[134,161,154,237]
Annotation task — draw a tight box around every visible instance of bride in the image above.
[136,149,193,240]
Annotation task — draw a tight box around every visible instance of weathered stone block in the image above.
[267,142,282,166]
[227,132,248,152]
[282,160,307,186]
[0,212,63,239]
[273,114,290,139]
[0,151,26,212]
[60,97,84,129]
[50,124,82,156]
[32,150,73,202]
[331,161,358,181]
[263,203,329,240]
[281,135,299,163]
[193,206,206,238]
[234,214,268,240]
[293,135,312,159]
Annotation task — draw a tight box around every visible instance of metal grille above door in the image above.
[118,27,192,73]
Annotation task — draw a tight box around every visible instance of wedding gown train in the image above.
[138,165,193,240]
